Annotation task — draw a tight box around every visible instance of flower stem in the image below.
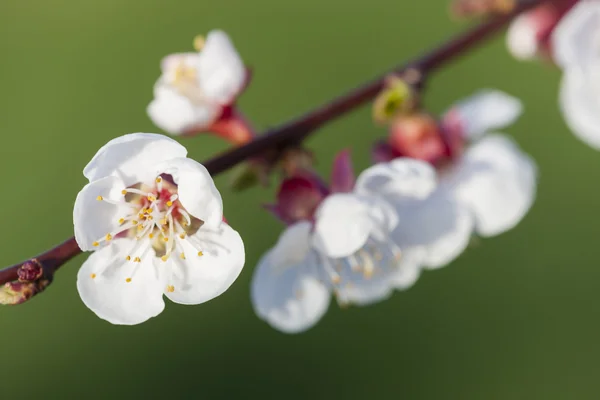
[0,0,551,291]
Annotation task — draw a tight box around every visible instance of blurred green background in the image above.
[1,0,598,398]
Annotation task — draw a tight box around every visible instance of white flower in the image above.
[147,30,246,135]
[506,13,541,61]
[359,91,536,269]
[250,160,435,333]
[73,133,245,325]
[552,0,600,149]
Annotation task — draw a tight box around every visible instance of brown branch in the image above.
[0,0,548,294]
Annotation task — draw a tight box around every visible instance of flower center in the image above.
[92,175,207,274]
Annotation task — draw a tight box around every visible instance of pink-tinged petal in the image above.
[330,150,355,193]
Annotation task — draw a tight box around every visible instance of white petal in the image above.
[250,222,330,334]
[445,90,523,139]
[390,187,474,269]
[559,67,600,149]
[197,30,246,104]
[355,158,437,201]
[312,194,374,258]
[155,157,223,228]
[329,236,418,306]
[160,53,200,78]
[147,84,219,135]
[165,223,245,305]
[83,133,187,186]
[77,239,166,325]
[448,135,537,237]
[73,175,130,251]
[551,1,600,68]
[506,14,539,61]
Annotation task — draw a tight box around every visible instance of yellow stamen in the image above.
[118,218,125,224]
[92,241,100,247]
[166,201,173,207]
[148,233,154,239]
[96,196,103,201]
[105,233,112,241]
[134,257,141,263]
[90,273,96,279]
[155,177,162,183]
[121,190,127,195]
[125,278,132,283]
[161,255,169,262]
[159,218,167,225]
[163,237,169,242]
[132,220,138,225]
[197,251,203,257]
[180,253,186,260]
[166,285,175,293]
[179,233,185,239]
[126,256,131,261]
[147,195,156,202]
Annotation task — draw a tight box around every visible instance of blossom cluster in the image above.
[4,1,596,331]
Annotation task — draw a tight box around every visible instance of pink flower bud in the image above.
[388,113,448,164]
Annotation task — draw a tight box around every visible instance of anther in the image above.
[118,218,125,224]
[161,255,169,262]
[197,251,204,257]
[148,233,154,239]
[121,190,127,195]
[132,220,138,225]
[90,273,96,279]
[92,242,100,247]
[105,233,112,241]
[180,253,186,260]
[125,278,132,283]
[96,196,103,201]
[126,256,131,261]
[166,201,173,207]
[179,233,185,239]
[134,257,141,263]
[163,237,169,242]
[155,177,162,183]
[166,285,175,293]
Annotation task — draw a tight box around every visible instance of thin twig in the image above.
[0,0,548,289]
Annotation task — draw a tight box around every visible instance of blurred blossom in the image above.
[371,90,536,266]
[73,133,245,325]
[147,30,252,143]
[251,153,434,333]
[552,0,600,149]
[505,0,578,61]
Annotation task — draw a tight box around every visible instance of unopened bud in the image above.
[372,76,418,124]
[388,113,447,164]
[17,259,43,282]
